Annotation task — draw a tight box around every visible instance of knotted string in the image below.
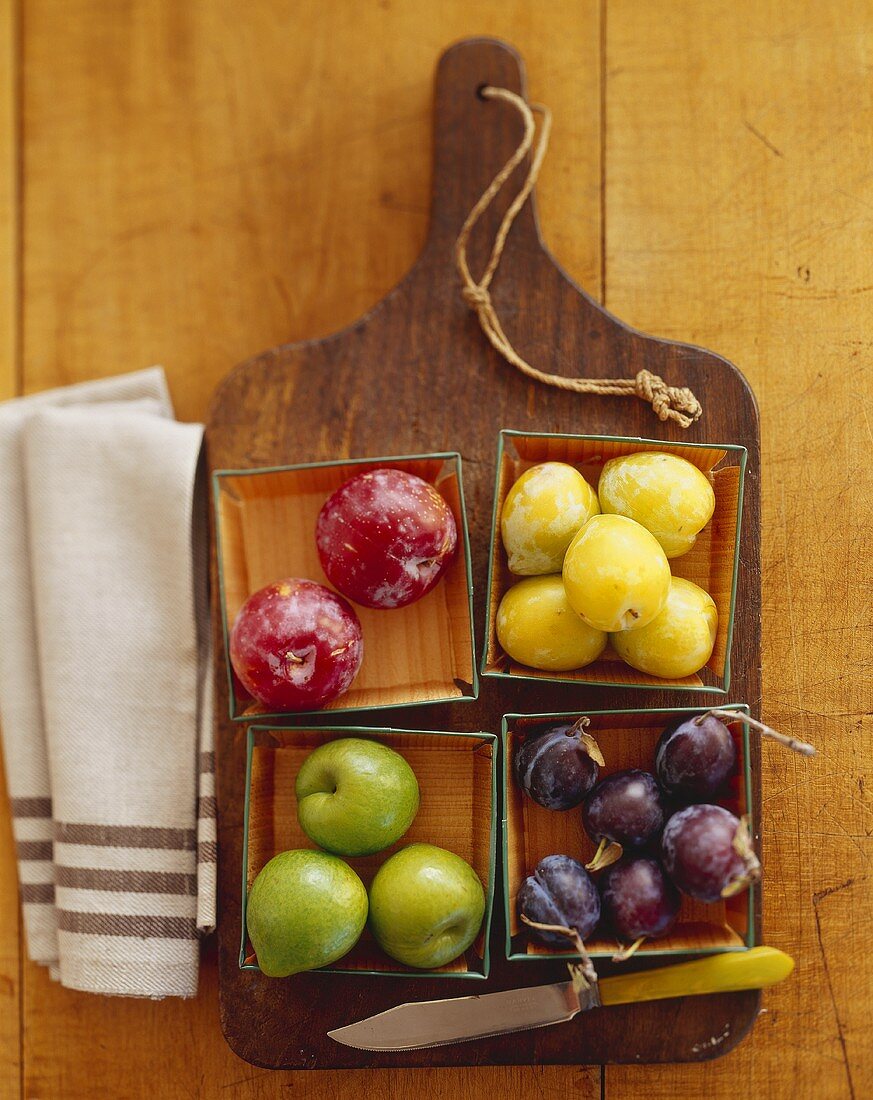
[455,86,703,428]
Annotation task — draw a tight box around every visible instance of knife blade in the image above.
[328,946,794,1051]
[329,979,589,1051]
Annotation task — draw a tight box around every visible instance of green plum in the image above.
[296,738,419,857]
[368,843,486,969]
[247,849,367,977]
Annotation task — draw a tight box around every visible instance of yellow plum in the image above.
[562,514,670,633]
[496,574,607,671]
[501,462,599,575]
[598,452,715,559]
[611,576,718,678]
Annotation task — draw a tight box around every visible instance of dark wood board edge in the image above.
[207,37,763,1069]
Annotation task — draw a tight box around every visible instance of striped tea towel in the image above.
[0,368,216,997]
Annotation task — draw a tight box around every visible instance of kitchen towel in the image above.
[0,367,216,997]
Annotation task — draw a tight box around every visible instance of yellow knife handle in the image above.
[599,947,794,1007]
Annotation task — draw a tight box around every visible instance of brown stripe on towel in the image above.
[55,866,197,895]
[197,795,216,819]
[58,911,198,940]
[199,751,215,773]
[21,882,56,904]
[54,822,196,850]
[197,840,217,863]
[16,839,53,860]
[11,797,53,818]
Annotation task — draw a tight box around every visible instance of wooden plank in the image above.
[0,0,21,1096]
[0,0,17,401]
[0,774,20,1100]
[20,0,601,416]
[24,940,601,1098]
[603,1,873,1096]
[19,2,601,1097]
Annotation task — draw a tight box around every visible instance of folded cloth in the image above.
[0,370,172,970]
[0,368,216,997]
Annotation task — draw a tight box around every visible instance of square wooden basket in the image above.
[242,725,498,979]
[483,431,747,694]
[503,706,755,962]
[214,452,477,720]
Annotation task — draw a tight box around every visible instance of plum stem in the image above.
[612,936,645,963]
[580,732,606,768]
[519,914,598,990]
[722,814,762,897]
[567,717,606,767]
[285,651,305,665]
[585,837,623,872]
[697,708,816,756]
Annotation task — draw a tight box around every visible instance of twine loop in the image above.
[455,86,702,429]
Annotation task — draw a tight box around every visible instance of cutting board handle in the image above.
[426,38,542,260]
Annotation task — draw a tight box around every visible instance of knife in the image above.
[328,946,793,1050]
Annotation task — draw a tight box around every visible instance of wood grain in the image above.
[12,1,603,1096]
[602,2,873,1096]
[2,0,868,1095]
[0,1,21,1097]
[0,0,16,404]
[19,0,601,420]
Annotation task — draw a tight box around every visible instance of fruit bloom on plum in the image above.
[514,721,601,810]
[230,579,363,712]
[517,854,601,945]
[500,462,599,575]
[316,468,457,609]
[661,804,760,902]
[655,714,737,800]
[598,451,715,559]
[600,857,680,952]
[582,769,666,867]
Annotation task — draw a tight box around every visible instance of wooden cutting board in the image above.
[206,37,762,1069]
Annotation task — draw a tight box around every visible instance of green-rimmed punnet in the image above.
[214,451,478,721]
[483,430,747,695]
[242,724,498,979]
[501,705,755,963]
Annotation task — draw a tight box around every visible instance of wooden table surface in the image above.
[0,1,870,1097]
